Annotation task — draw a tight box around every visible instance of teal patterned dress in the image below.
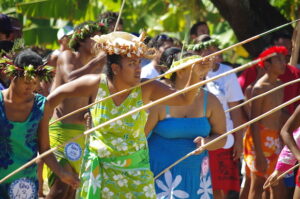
[0,92,46,199]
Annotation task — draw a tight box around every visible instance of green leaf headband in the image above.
[0,56,55,82]
[187,38,220,52]
[164,55,202,79]
[69,21,108,50]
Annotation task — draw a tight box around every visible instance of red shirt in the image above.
[238,65,300,114]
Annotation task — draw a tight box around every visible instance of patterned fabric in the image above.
[43,121,85,186]
[275,128,300,173]
[244,124,282,178]
[76,74,156,199]
[209,148,240,193]
[148,90,214,199]
[0,92,46,199]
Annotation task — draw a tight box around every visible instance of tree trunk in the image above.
[211,0,293,57]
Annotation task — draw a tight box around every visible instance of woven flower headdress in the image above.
[92,31,157,59]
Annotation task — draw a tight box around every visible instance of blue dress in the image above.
[148,90,213,199]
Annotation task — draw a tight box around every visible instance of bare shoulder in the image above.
[206,91,221,106]
[149,104,166,120]
[57,50,76,65]
[205,91,224,115]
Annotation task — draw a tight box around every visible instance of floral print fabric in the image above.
[244,124,282,178]
[76,74,156,199]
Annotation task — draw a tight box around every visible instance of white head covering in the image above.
[57,25,74,40]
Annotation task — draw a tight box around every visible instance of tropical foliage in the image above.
[0,0,299,64]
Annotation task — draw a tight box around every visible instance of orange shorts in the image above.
[244,124,282,178]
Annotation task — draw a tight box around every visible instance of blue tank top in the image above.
[152,89,211,139]
[148,90,213,199]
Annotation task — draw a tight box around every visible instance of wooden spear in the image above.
[0,55,274,184]
[154,95,300,179]
[226,78,300,113]
[50,19,300,126]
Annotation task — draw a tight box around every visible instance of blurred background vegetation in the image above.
[1,0,299,64]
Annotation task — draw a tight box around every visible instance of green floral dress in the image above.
[76,74,156,199]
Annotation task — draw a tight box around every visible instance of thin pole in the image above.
[0,55,273,184]
[114,0,126,32]
[154,95,300,179]
[226,78,300,113]
[49,18,300,125]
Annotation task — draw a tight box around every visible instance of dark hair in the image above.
[0,40,14,54]
[194,34,211,43]
[147,34,174,49]
[69,21,101,51]
[98,11,123,27]
[160,47,181,82]
[190,21,208,36]
[14,49,43,69]
[105,54,122,80]
[271,32,292,45]
[0,14,13,37]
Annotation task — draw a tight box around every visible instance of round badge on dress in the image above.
[64,142,82,161]
[9,178,36,199]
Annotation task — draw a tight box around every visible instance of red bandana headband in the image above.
[257,46,288,67]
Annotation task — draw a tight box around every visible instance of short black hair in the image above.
[147,34,174,49]
[0,40,14,54]
[194,34,211,43]
[14,49,43,69]
[190,21,208,36]
[69,21,96,51]
[271,32,292,45]
[105,54,122,80]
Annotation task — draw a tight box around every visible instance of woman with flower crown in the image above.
[47,31,212,198]
[0,49,79,199]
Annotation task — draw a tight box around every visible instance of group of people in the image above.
[0,11,300,199]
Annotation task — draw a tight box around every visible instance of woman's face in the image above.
[115,56,142,86]
[13,77,39,97]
